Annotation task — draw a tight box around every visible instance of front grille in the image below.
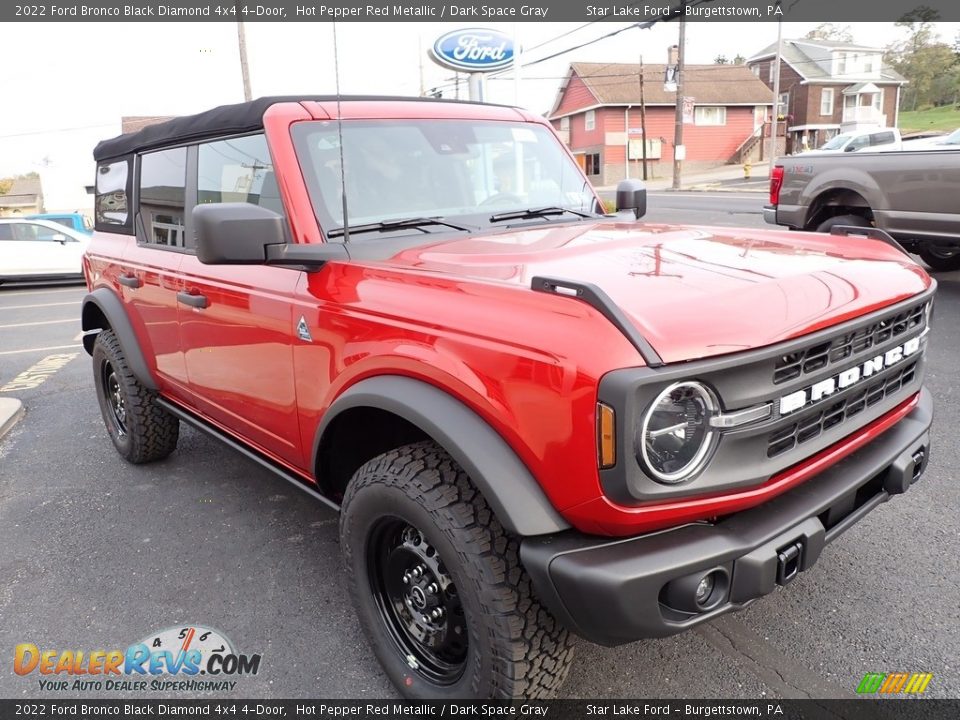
[767,360,918,458]
[773,301,927,385]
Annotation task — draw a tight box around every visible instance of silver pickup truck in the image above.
[764,149,960,271]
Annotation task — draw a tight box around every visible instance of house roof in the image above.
[550,62,773,117]
[0,178,42,208]
[747,40,906,84]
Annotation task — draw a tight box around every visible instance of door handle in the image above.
[177,291,209,309]
[118,274,142,289]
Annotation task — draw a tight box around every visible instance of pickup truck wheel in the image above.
[917,247,960,272]
[92,330,179,464]
[815,214,871,233]
[340,441,575,699]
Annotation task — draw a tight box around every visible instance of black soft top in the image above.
[93,95,499,162]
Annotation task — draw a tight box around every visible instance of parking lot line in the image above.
[0,287,85,298]
[0,301,79,310]
[0,344,81,357]
[0,318,78,329]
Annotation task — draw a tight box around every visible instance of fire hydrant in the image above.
[743,162,752,180]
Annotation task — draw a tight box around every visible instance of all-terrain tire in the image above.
[815,214,872,233]
[92,329,179,464]
[917,247,960,272]
[340,441,575,699]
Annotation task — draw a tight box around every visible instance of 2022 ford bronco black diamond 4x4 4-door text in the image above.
[82,96,934,699]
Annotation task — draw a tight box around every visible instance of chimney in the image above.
[667,45,679,66]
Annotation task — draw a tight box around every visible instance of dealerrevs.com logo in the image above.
[14,625,262,692]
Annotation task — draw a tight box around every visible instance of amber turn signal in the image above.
[597,402,616,469]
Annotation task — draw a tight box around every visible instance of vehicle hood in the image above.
[384,220,931,364]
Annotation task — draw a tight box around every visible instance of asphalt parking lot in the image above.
[1,199,958,700]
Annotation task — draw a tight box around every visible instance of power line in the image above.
[0,123,117,140]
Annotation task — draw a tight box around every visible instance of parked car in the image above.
[25,212,93,235]
[764,146,960,270]
[0,217,89,284]
[801,127,902,154]
[901,127,960,150]
[82,96,934,699]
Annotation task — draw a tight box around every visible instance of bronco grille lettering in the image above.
[779,335,922,416]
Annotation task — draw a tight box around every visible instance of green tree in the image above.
[886,15,959,110]
[804,23,854,42]
[714,54,728,65]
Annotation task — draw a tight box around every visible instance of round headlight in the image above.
[639,381,718,484]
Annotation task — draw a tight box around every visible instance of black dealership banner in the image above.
[0,700,958,720]
[5,0,960,22]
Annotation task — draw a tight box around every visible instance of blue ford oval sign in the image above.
[430,28,515,73]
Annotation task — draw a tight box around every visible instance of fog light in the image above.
[695,574,714,606]
[660,567,730,614]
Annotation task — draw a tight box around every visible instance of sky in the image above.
[2,20,956,210]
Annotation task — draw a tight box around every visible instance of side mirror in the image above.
[844,145,857,152]
[51,233,67,243]
[193,203,286,264]
[615,179,647,219]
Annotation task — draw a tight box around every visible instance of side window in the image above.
[870,132,894,146]
[22,223,64,241]
[139,147,187,248]
[0,225,13,241]
[95,159,131,232]
[848,136,870,151]
[197,134,284,216]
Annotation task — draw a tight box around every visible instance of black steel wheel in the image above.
[340,441,575,700]
[92,330,179,464]
[367,519,467,685]
[918,246,960,272]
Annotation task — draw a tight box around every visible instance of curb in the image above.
[0,397,24,441]
[680,185,768,194]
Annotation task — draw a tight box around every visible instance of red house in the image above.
[548,57,774,185]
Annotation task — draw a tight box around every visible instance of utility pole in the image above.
[768,18,783,164]
[236,12,252,101]
[639,55,648,181]
[671,16,686,190]
[418,36,425,97]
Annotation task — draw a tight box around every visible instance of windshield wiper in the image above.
[488,206,599,223]
[327,216,473,239]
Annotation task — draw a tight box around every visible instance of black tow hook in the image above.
[776,541,804,585]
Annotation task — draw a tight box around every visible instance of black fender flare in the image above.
[314,376,571,537]
[81,288,158,391]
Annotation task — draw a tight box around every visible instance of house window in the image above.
[139,147,187,248]
[778,92,789,118]
[751,64,760,77]
[585,152,601,175]
[694,106,727,126]
[837,53,847,74]
[560,117,570,132]
[820,88,834,116]
[768,62,774,82]
[584,110,596,131]
[864,56,874,73]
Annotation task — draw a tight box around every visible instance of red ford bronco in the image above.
[83,97,934,699]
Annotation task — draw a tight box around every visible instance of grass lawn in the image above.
[899,105,960,132]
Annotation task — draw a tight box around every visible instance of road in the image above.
[1,203,957,700]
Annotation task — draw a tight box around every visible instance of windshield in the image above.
[293,119,595,235]
[819,134,851,151]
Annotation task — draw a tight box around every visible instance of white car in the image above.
[901,128,960,150]
[0,217,89,284]
[802,128,902,154]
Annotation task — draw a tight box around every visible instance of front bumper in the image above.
[521,388,932,646]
